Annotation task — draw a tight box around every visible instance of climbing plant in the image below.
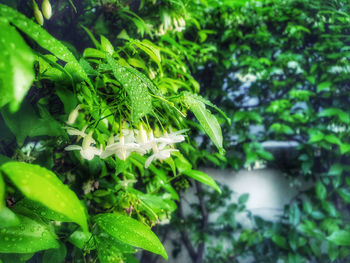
[0,1,226,262]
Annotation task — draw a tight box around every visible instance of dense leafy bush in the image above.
[1,0,350,262]
[0,0,226,262]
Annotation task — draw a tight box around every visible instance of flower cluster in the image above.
[63,106,187,167]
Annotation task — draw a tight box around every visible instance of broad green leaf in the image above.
[318,108,349,124]
[182,169,221,194]
[316,181,327,200]
[0,207,20,228]
[95,232,136,263]
[328,230,350,246]
[132,39,162,71]
[289,203,301,226]
[340,144,350,155]
[238,193,249,204]
[184,93,223,150]
[324,134,342,145]
[174,152,192,174]
[317,81,331,92]
[0,4,88,83]
[0,253,34,263]
[338,188,350,203]
[83,48,106,59]
[15,199,71,222]
[328,242,339,262]
[0,162,88,232]
[106,54,152,122]
[94,213,168,259]
[68,230,92,249]
[0,20,35,112]
[100,35,114,55]
[0,214,59,253]
[272,234,287,249]
[183,92,231,124]
[42,242,67,263]
[1,101,63,146]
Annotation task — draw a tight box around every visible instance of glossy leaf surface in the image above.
[182,169,221,194]
[184,92,223,150]
[94,213,168,259]
[106,54,152,122]
[0,19,34,112]
[0,162,88,232]
[0,214,59,253]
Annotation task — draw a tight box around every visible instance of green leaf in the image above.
[0,162,88,232]
[15,199,71,222]
[184,92,231,124]
[1,101,63,145]
[238,193,249,204]
[0,214,59,253]
[0,4,88,83]
[184,93,223,150]
[68,230,92,249]
[0,207,21,228]
[182,169,221,194]
[100,35,114,55]
[338,188,350,203]
[328,230,350,246]
[95,232,136,263]
[272,234,287,249]
[340,144,350,155]
[324,134,342,145]
[0,20,35,112]
[289,203,301,226]
[106,54,152,123]
[42,242,67,263]
[94,213,167,259]
[317,81,331,92]
[318,108,349,124]
[316,181,327,200]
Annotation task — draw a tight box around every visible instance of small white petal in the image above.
[64,145,82,151]
[63,127,86,137]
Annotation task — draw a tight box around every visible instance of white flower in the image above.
[66,105,81,125]
[101,134,145,160]
[158,129,188,149]
[135,124,148,145]
[65,130,101,160]
[63,125,89,138]
[145,149,179,168]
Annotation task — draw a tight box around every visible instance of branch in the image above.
[195,181,209,263]
[178,200,198,262]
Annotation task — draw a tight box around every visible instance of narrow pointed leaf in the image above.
[106,54,152,122]
[327,230,350,246]
[94,213,168,259]
[184,93,223,150]
[0,4,88,83]
[183,92,231,125]
[0,20,34,112]
[0,214,59,253]
[182,169,221,194]
[0,162,88,232]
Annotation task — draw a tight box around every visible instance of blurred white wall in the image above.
[159,167,313,263]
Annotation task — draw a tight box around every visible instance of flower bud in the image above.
[33,2,44,26]
[82,130,94,149]
[66,105,81,125]
[42,0,52,20]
